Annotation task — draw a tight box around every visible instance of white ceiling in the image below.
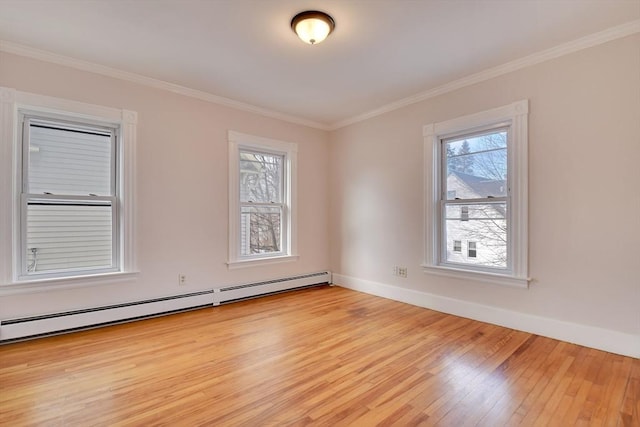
[0,1,638,128]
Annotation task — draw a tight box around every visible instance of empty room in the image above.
[0,1,638,425]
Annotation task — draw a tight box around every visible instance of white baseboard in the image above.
[333,273,639,358]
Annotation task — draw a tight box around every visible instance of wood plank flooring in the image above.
[1,286,638,426]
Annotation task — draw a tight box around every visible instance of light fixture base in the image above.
[291,10,335,45]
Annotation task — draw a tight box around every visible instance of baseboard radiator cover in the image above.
[214,271,332,305]
[0,290,214,343]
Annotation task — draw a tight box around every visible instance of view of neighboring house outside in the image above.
[444,170,507,268]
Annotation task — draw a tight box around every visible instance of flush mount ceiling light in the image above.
[291,10,335,45]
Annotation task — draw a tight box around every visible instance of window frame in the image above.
[0,87,137,293]
[423,100,529,288]
[228,131,298,268]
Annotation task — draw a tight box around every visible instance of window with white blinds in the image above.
[21,117,119,277]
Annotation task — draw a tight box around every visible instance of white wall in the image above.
[329,35,640,342]
[0,52,330,318]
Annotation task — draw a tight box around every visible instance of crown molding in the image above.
[1,19,638,133]
[0,40,331,131]
[329,19,640,130]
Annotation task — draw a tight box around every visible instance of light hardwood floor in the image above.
[1,286,638,426]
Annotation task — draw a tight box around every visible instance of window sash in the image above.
[440,200,509,269]
[22,116,117,197]
[237,147,288,260]
[20,194,119,277]
[239,203,286,257]
[441,126,510,202]
[239,149,284,204]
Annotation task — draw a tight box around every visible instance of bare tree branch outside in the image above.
[239,150,284,255]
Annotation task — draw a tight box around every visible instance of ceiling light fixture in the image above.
[291,10,335,45]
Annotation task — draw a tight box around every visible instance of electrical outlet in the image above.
[178,274,187,286]
[393,266,408,278]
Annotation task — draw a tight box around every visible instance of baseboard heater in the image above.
[0,271,331,343]
[0,290,214,343]
[214,271,331,305]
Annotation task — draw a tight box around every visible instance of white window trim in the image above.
[227,130,298,268]
[422,100,529,288]
[0,87,138,293]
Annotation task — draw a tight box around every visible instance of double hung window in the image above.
[423,100,529,287]
[239,149,285,256]
[0,87,136,288]
[228,131,297,267]
[21,116,118,277]
[468,241,477,258]
[442,127,508,268]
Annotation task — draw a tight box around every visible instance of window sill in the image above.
[227,255,299,270]
[0,271,140,296]
[421,264,530,289]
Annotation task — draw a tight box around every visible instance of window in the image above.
[239,149,284,256]
[460,206,469,221]
[453,240,462,252]
[423,100,529,288]
[443,128,507,268]
[468,241,477,258]
[21,117,117,277]
[228,131,297,267]
[0,87,137,288]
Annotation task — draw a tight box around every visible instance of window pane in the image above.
[445,130,507,199]
[468,241,477,258]
[26,203,113,273]
[239,151,283,203]
[240,206,282,256]
[461,206,469,221]
[444,203,507,268]
[28,124,112,196]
